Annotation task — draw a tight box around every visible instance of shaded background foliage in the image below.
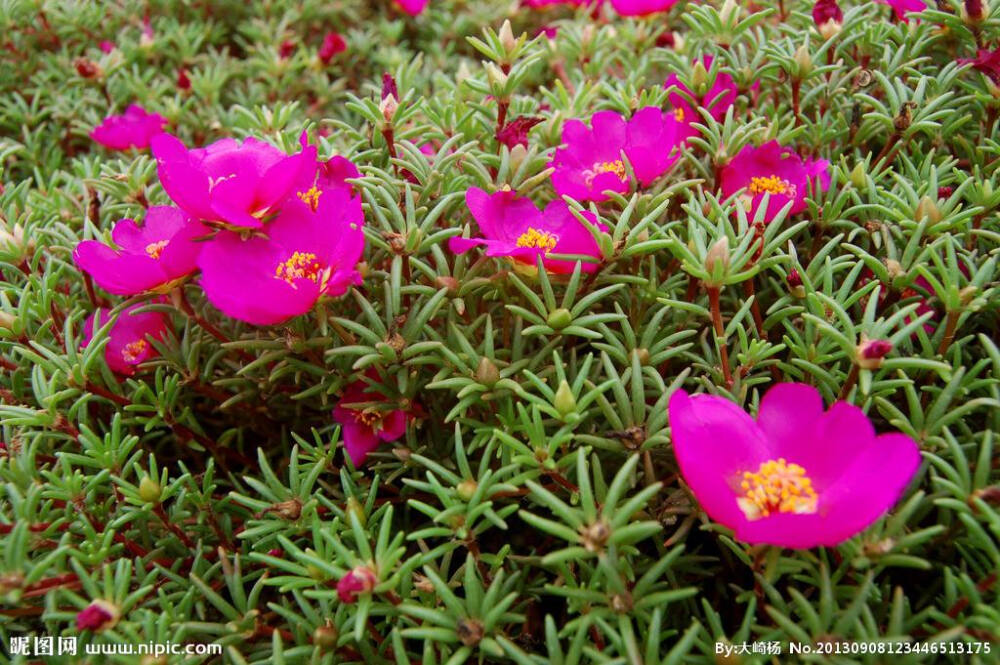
[1,0,999,663]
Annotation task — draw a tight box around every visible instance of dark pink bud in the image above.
[337,566,377,603]
[76,600,117,632]
[177,68,191,90]
[318,32,346,64]
[786,269,803,288]
[74,58,100,79]
[381,73,398,102]
[861,339,893,359]
[966,0,985,21]
[279,40,296,59]
[812,0,843,28]
[655,31,676,48]
[938,186,954,198]
[496,116,543,150]
[99,40,115,54]
[267,548,283,558]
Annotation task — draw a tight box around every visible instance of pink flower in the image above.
[76,600,118,632]
[610,0,677,15]
[394,0,428,14]
[720,141,830,223]
[664,56,739,126]
[99,40,115,53]
[449,187,605,274]
[877,0,928,20]
[332,375,409,466]
[83,304,169,376]
[668,383,921,548]
[74,206,207,296]
[90,105,168,151]
[337,566,378,603]
[522,0,596,6]
[151,133,317,229]
[197,165,364,325]
[549,108,686,202]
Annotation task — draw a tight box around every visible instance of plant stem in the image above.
[838,363,859,402]
[707,286,732,385]
[937,309,960,356]
[742,278,765,338]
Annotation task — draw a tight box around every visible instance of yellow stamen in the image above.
[748,175,793,196]
[583,159,627,188]
[673,108,685,122]
[297,185,322,212]
[352,409,382,428]
[121,339,149,363]
[515,227,559,253]
[274,251,322,286]
[737,458,818,520]
[145,240,169,259]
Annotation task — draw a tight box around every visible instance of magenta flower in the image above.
[318,32,346,64]
[394,0,428,14]
[332,375,409,466]
[549,108,686,202]
[337,566,378,603]
[150,133,317,229]
[99,40,115,53]
[720,141,830,223]
[197,171,364,326]
[74,206,207,296]
[449,187,605,274]
[83,304,169,376]
[877,0,928,20]
[76,600,118,632]
[664,56,739,126]
[668,384,921,548]
[90,105,167,151]
[610,0,677,15]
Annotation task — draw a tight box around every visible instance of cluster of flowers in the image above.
[76,22,920,563]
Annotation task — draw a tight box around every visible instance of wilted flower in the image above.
[668,383,921,548]
[549,108,686,202]
[337,566,378,602]
[333,374,409,466]
[664,56,739,126]
[151,133,317,229]
[176,67,191,90]
[74,207,206,295]
[76,600,119,632]
[318,32,346,64]
[449,187,605,274]
[720,141,830,223]
[83,304,169,376]
[876,0,928,21]
[961,48,1000,84]
[394,0,429,14]
[496,116,544,150]
[610,0,678,15]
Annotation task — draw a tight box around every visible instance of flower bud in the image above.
[915,195,942,224]
[719,0,739,23]
[345,496,366,527]
[965,0,986,23]
[786,269,806,298]
[850,162,866,189]
[553,379,577,417]
[138,476,161,504]
[704,237,730,281]
[691,60,709,95]
[794,43,813,78]
[456,618,485,647]
[475,356,500,387]
[313,623,339,651]
[885,259,904,280]
[855,337,893,370]
[318,32,346,65]
[336,566,377,603]
[509,144,528,173]
[498,19,517,54]
[959,285,978,306]
[456,479,478,502]
[486,62,508,89]
[379,93,399,124]
[176,68,191,91]
[813,0,844,39]
[74,57,101,79]
[0,312,17,331]
[76,600,119,632]
[546,308,573,330]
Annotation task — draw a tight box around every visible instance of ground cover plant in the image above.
[1,0,999,663]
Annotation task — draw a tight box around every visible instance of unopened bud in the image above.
[855,337,893,370]
[850,163,866,189]
[509,144,528,173]
[74,57,101,79]
[885,259,904,280]
[345,496,366,527]
[313,623,339,651]
[719,0,739,23]
[498,19,517,54]
[794,43,813,77]
[965,0,986,23]
[475,356,500,387]
[546,308,573,330]
[456,479,478,502]
[138,476,161,504]
[691,60,709,95]
[704,237,730,281]
[787,269,806,298]
[379,94,399,124]
[959,285,978,306]
[915,195,942,224]
[486,62,508,89]
[553,380,577,417]
[76,600,119,632]
[336,566,377,603]
[813,0,844,39]
[0,312,17,330]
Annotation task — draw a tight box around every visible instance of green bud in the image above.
[475,356,500,386]
[850,163,866,189]
[915,195,941,224]
[375,341,398,363]
[313,624,338,651]
[691,60,708,95]
[793,43,813,77]
[703,237,730,285]
[553,380,577,417]
[345,496,366,527]
[456,479,478,502]
[138,476,161,504]
[547,308,573,330]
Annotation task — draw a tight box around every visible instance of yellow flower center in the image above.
[297,185,322,212]
[121,339,149,363]
[516,227,559,253]
[737,458,818,520]
[673,108,685,122]
[275,251,323,286]
[748,175,793,196]
[145,240,169,259]
[352,409,382,428]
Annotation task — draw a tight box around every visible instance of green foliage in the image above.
[1,0,999,663]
